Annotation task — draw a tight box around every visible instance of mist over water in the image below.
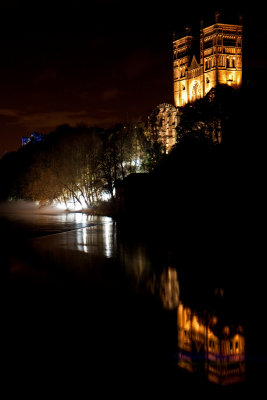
[0,200,105,238]
[0,200,65,218]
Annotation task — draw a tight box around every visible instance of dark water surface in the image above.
[1,204,266,396]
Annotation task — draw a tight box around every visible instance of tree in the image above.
[176,84,240,146]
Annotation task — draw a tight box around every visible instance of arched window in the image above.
[191,81,201,102]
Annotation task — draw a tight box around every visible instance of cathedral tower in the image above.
[173,17,242,107]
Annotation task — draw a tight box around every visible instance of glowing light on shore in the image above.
[54,198,87,211]
[53,191,112,211]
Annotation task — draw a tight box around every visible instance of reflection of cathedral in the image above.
[147,265,245,385]
[177,302,245,385]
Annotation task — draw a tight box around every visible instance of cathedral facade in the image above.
[173,16,242,107]
[147,16,243,153]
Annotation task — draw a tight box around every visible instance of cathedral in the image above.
[173,14,242,107]
[147,14,243,153]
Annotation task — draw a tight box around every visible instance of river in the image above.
[1,203,266,396]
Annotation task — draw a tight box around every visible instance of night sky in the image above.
[0,0,266,156]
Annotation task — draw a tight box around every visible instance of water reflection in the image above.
[147,265,245,385]
[103,218,115,258]
[118,241,151,280]
[3,209,247,387]
[25,214,116,259]
[177,301,245,385]
[117,237,246,388]
[149,267,180,310]
[60,212,91,225]
[75,217,116,258]
[33,214,245,386]
[77,228,89,253]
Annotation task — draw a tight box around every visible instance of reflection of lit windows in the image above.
[178,302,245,385]
[209,340,214,349]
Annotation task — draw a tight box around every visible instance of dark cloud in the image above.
[33,68,58,83]
[101,88,121,101]
[0,109,21,118]
[0,108,121,131]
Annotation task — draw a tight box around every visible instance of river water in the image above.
[1,204,266,396]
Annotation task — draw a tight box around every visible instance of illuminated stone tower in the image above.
[147,103,179,153]
[173,16,242,107]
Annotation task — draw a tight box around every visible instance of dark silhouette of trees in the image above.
[99,123,152,199]
[116,82,263,251]
[176,84,243,146]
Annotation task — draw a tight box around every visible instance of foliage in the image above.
[1,84,259,212]
[176,84,242,147]
[0,123,153,208]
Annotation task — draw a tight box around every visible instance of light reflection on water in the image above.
[4,209,246,386]
[75,218,115,258]
[177,298,245,385]
[148,267,180,310]
[25,214,116,262]
[147,266,245,385]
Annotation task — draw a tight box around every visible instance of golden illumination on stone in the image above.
[147,103,180,153]
[173,21,242,107]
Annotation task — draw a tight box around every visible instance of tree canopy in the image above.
[0,123,155,208]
